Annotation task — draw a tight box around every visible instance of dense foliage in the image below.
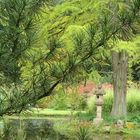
[0,0,140,116]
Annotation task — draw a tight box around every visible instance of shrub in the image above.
[36,97,51,108]
[127,88,140,113]
[76,121,92,140]
[53,120,93,140]
[103,90,113,113]
[127,114,140,123]
[37,89,88,110]
[87,89,113,114]
[75,112,95,121]
[37,87,140,115]
[87,88,140,114]
[87,96,96,114]
[1,119,26,140]
[53,120,78,139]
[39,90,68,110]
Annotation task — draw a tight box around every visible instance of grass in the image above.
[21,108,86,117]
[87,88,140,114]
[127,88,140,113]
[36,87,140,116]
[53,118,140,138]
[1,87,140,139]
[2,113,140,138]
[122,129,140,136]
[16,87,140,123]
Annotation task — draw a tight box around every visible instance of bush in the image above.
[87,89,113,114]
[37,87,140,115]
[53,120,93,140]
[127,114,140,123]
[103,90,113,113]
[127,88,140,113]
[53,120,78,139]
[37,89,88,110]
[37,97,51,108]
[75,112,95,121]
[87,88,140,114]
[76,121,92,140]
[87,96,96,114]
[48,91,68,110]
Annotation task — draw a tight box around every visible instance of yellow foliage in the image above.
[125,122,135,129]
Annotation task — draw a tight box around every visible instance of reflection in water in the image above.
[0,119,140,140]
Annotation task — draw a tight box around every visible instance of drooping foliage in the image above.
[0,0,49,83]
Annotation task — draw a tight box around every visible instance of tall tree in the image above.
[111,0,140,117]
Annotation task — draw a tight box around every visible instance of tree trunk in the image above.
[111,51,128,117]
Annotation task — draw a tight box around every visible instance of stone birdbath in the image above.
[93,85,105,124]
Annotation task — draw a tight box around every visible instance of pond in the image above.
[0,118,140,140]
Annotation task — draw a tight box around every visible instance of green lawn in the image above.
[21,108,86,117]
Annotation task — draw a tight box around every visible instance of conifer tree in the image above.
[0,0,140,116]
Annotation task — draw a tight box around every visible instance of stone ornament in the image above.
[93,85,105,125]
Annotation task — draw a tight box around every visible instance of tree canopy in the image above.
[0,0,140,116]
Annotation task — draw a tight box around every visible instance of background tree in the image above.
[42,0,140,117]
[110,0,140,117]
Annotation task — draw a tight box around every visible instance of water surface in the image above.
[0,118,139,140]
